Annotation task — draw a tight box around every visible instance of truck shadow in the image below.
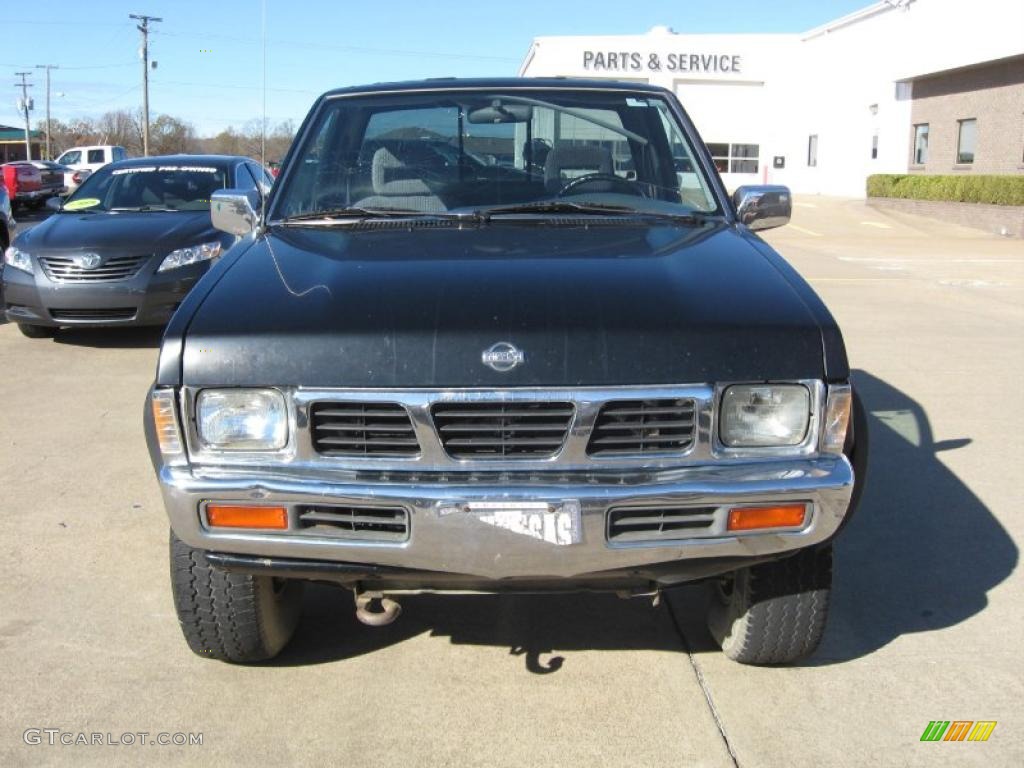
[274,368,1016,670]
[802,368,1017,664]
[281,585,690,673]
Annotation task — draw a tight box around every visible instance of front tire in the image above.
[17,324,55,339]
[169,531,303,663]
[707,545,832,665]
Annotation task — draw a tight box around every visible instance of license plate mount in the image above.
[439,500,582,546]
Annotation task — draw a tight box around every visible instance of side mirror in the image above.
[45,196,63,212]
[211,188,260,236]
[732,185,791,231]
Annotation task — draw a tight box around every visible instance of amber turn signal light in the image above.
[727,504,807,532]
[206,505,288,530]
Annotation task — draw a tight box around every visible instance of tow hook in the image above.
[354,591,402,627]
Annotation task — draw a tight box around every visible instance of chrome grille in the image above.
[310,402,419,457]
[607,505,717,543]
[297,504,409,542]
[39,254,148,282]
[431,402,574,459]
[587,398,696,456]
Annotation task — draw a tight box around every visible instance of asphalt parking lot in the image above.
[1,197,1021,767]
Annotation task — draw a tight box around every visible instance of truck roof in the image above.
[321,77,671,98]
[108,154,250,169]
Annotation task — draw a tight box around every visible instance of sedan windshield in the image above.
[271,89,719,221]
[62,163,229,213]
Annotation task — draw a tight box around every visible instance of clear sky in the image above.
[2,0,871,136]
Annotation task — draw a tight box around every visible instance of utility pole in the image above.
[129,13,162,156]
[14,72,33,161]
[35,64,58,160]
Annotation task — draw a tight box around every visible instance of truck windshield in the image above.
[62,164,229,213]
[272,89,719,220]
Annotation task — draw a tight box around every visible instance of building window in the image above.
[707,142,759,174]
[912,124,929,164]
[956,118,976,164]
[807,135,818,167]
[871,134,878,160]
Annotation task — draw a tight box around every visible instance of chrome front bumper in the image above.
[159,456,854,581]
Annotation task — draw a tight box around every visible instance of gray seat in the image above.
[355,147,446,213]
[544,144,614,194]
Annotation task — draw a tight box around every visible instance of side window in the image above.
[60,150,81,165]
[247,162,273,194]
[87,149,105,164]
[655,105,714,210]
[113,147,127,161]
[277,107,337,216]
[235,163,259,193]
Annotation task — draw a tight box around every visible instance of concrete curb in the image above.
[867,197,1024,238]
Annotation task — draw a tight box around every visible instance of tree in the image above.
[199,127,244,156]
[37,112,293,163]
[149,114,198,155]
[95,110,143,155]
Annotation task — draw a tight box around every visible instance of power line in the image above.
[151,28,519,62]
[157,79,318,95]
[1,61,135,70]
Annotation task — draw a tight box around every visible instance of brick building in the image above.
[907,55,1024,175]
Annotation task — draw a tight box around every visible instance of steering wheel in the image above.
[556,173,646,198]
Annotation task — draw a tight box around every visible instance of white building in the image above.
[518,0,1024,196]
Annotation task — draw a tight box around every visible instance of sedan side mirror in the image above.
[732,185,791,231]
[45,196,63,212]
[211,188,261,236]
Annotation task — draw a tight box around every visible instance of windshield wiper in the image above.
[110,205,177,213]
[278,207,478,225]
[477,200,711,224]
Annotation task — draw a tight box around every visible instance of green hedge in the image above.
[867,174,1024,206]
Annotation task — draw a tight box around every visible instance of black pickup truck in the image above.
[145,78,866,665]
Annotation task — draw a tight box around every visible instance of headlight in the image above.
[157,241,222,272]
[197,389,287,451]
[4,246,33,274]
[720,384,811,447]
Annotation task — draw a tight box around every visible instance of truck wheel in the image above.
[169,530,303,663]
[707,545,832,665]
[17,324,55,339]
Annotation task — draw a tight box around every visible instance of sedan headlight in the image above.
[197,389,287,451]
[4,246,33,274]
[157,241,222,272]
[720,384,811,447]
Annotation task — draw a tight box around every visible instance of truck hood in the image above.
[17,209,217,254]
[181,222,829,387]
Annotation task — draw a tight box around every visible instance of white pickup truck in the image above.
[55,145,128,174]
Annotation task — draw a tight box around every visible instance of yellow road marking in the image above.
[860,221,892,229]
[788,224,822,237]
[807,277,907,282]
[841,256,1024,264]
